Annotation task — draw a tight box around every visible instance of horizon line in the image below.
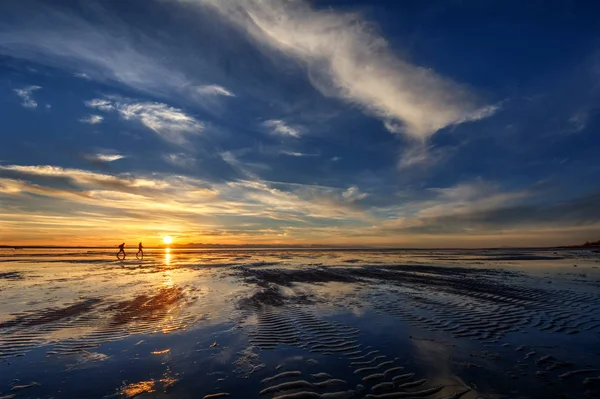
[0,244,594,250]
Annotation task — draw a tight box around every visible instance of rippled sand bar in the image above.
[1,248,599,398]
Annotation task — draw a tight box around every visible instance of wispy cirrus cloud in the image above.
[220,151,270,179]
[13,85,41,108]
[342,186,368,203]
[263,119,301,138]
[86,97,203,144]
[0,164,155,189]
[79,114,104,124]
[418,180,531,220]
[163,153,196,169]
[0,2,234,111]
[568,111,589,133]
[0,4,185,95]
[196,0,498,141]
[397,143,452,170]
[195,84,235,97]
[280,151,317,157]
[74,72,91,80]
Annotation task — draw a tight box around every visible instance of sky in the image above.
[1,0,600,247]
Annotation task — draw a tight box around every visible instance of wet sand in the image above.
[1,248,599,398]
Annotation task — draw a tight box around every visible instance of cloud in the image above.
[222,179,370,222]
[342,186,368,203]
[0,163,374,245]
[79,114,104,124]
[0,164,142,189]
[116,103,203,144]
[13,85,41,108]
[0,168,528,237]
[195,84,235,97]
[263,119,301,138]
[568,111,589,132]
[0,3,232,110]
[372,180,534,234]
[398,189,600,236]
[398,144,431,170]
[345,179,600,246]
[280,151,317,157]
[397,142,453,170]
[220,151,238,166]
[74,72,91,80]
[0,5,187,94]
[84,153,125,163]
[198,0,497,140]
[2,163,599,246]
[86,97,203,144]
[84,99,114,112]
[419,181,531,219]
[163,153,196,169]
[221,151,270,179]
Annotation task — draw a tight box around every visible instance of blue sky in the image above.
[1,0,599,246]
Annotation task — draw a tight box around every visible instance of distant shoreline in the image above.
[1,244,598,250]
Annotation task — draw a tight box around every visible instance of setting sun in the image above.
[163,236,173,245]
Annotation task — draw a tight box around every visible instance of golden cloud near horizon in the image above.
[1,164,599,247]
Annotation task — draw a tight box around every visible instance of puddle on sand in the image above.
[1,247,600,398]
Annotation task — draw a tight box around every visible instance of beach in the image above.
[1,248,599,399]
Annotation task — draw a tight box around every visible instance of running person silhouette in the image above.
[117,242,126,259]
[136,242,143,259]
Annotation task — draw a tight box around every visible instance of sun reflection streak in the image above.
[164,248,171,266]
[162,270,174,289]
[120,380,155,397]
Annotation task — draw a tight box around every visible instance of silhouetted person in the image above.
[136,242,143,259]
[117,242,126,259]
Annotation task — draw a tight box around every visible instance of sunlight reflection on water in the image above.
[164,247,172,266]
